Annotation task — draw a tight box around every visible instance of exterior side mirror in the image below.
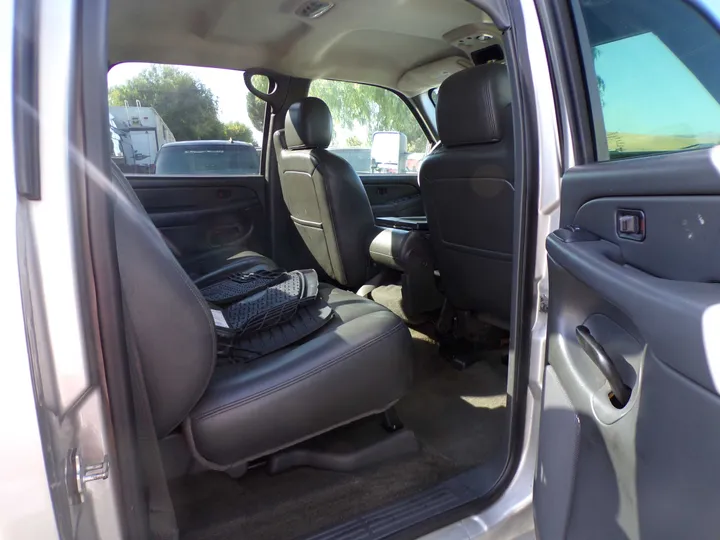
[371,131,407,174]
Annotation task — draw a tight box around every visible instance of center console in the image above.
[374,216,428,232]
[369,216,442,317]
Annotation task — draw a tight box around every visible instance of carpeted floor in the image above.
[170,326,508,540]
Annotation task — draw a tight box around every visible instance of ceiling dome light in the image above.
[295,0,335,19]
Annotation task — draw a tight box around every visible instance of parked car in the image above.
[154,140,260,175]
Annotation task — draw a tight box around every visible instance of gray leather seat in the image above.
[274,97,377,289]
[419,63,515,326]
[187,285,411,465]
[111,163,413,469]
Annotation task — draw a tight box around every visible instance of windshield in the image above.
[155,144,260,175]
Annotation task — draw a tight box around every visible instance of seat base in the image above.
[267,427,418,475]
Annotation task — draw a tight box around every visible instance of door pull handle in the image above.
[576,325,631,407]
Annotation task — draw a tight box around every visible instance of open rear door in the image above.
[534,0,720,538]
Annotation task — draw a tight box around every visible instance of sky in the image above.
[108,62,263,140]
[593,32,720,137]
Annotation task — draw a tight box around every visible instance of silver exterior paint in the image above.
[7,0,124,538]
[0,2,58,539]
[0,0,59,534]
[421,0,563,537]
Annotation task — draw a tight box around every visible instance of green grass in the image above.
[607,132,720,153]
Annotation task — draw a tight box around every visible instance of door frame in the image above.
[12,0,137,537]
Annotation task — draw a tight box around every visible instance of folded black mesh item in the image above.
[200,269,287,305]
[221,301,334,363]
[224,270,306,334]
[211,268,332,361]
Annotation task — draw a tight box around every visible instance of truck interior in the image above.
[12,0,720,537]
[100,0,525,538]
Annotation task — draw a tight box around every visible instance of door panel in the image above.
[557,152,720,226]
[536,148,720,540]
[535,0,720,535]
[573,196,720,282]
[128,176,268,277]
[359,174,424,217]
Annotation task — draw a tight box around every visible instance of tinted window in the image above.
[107,63,266,174]
[576,0,720,160]
[308,80,430,174]
[155,143,260,175]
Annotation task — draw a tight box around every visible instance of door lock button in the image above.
[618,214,639,234]
[617,209,645,241]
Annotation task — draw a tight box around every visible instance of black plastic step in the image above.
[304,468,492,540]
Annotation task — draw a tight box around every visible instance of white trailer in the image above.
[108,101,176,171]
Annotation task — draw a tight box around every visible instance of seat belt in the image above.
[124,305,179,540]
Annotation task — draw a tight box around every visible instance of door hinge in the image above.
[539,294,549,313]
[68,448,110,503]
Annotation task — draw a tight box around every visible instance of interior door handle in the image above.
[575,325,631,407]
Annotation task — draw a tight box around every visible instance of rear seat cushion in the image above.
[187,285,414,466]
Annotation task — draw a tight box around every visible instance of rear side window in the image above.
[107,63,265,175]
[308,80,430,175]
[574,0,720,160]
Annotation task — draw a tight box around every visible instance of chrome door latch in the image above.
[68,448,110,502]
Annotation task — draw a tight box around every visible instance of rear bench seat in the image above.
[112,163,414,473]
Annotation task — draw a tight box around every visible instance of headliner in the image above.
[109,0,496,95]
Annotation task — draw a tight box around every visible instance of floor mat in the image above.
[398,328,508,468]
[171,327,508,540]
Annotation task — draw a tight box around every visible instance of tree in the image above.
[309,81,427,152]
[592,48,606,105]
[246,95,266,132]
[224,121,257,145]
[109,65,224,141]
[246,76,270,132]
[346,135,363,147]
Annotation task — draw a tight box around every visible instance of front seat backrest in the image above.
[419,63,515,325]
[112,163,216,437]
[273,97,376,289]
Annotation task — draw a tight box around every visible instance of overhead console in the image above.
[442,22,503,56]
[396,21,503,96]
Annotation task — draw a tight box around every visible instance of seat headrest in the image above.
[437,63,511,147]
[285,97,333,150]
